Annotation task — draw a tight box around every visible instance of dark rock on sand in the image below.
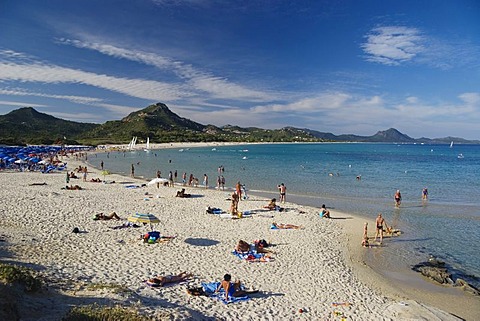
[412,257,479,295]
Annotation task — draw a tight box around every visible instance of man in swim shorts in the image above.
[374,213,388,244]
[278,183,286,203]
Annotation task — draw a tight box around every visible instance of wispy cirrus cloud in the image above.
[0,100,48,108]
[0,60,190,102]
[57,38,274,101]
[361,26,424,65]
[0,88,103,105]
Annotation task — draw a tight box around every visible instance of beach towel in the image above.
[232,250,268,262]
[201,282,250,304]
[125,185,140,189]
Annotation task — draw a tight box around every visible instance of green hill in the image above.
[0,107,98,145]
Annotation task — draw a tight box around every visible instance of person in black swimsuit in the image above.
[374,213,388,244]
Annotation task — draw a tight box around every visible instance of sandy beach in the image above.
[0,148,478,320]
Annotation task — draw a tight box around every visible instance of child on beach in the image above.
[362,222,369,247]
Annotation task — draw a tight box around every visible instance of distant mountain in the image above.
[305,128,415,142]
[80,103,209,144]
[0,103,478,145]
[0,107,98,145]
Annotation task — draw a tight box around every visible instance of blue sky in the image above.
[0,0,479,139]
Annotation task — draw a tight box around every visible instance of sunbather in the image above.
[93,212,121,220]
[176,188,191,198]
[264,198,277,210]
[320,204,331,218]
[235,239,274,254]
[65,184,82,190]
[271,222,302,229]
[147,272,192,287]
[215,274,257,300]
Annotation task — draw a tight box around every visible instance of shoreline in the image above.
[0,146,477,320]
[90,142,479,320]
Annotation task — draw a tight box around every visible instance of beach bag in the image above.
[186,286,206,296]
[72,227,80,233]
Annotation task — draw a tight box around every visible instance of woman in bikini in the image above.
[147,272,192,287]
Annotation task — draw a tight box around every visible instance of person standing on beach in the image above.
[374,214,388,244]
[83,166,88,182]
[203,174,208,189]
[182,172,187,186]
[169,171,174,187]
[156,170,161,188]
[131,164,135,178]
[235,181,242,200]
[220,175,225,190]
[174,170,178,183]
[100,160,104,170]
[394,190,402,207]
[278,183,286,203]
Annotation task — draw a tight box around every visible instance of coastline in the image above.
[0,145,477,320]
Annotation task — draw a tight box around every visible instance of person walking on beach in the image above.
[278,183,286,203]
[100,160,104,170]
[131,164,135,178]
[394,190,402,207]
[374,214,388,244]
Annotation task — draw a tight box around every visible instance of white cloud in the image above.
[362,26,424,65]
[0,100,48,108]
[458,92,480,105]
[0,62,189,101]
[0,88,103,105]
[58,38,273,101]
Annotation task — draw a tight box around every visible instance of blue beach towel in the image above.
[201,282,250,304]
[232,250,264,261]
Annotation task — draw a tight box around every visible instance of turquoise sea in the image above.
[91,143,480,288]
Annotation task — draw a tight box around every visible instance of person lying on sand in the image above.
[215,274,258,300]
[147,272,192,287]
[63,184,82,190]
[29,182,47,186]
[271,222,303,229]
[90,178,102,182]
[236,239,274,254]
[93,212,121,220]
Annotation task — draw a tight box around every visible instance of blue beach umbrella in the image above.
[127,213,160,231]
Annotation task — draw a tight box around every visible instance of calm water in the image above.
[91,143,480,287]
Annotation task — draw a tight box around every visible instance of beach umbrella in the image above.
[127,213,160,230]
[147,177,169,186]
[101,170,111,181]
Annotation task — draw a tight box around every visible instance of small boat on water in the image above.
[450,141,454,148]
[458,153,464,159]
[144,137,150,152]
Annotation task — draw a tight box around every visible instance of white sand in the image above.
[0,154,473,320]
